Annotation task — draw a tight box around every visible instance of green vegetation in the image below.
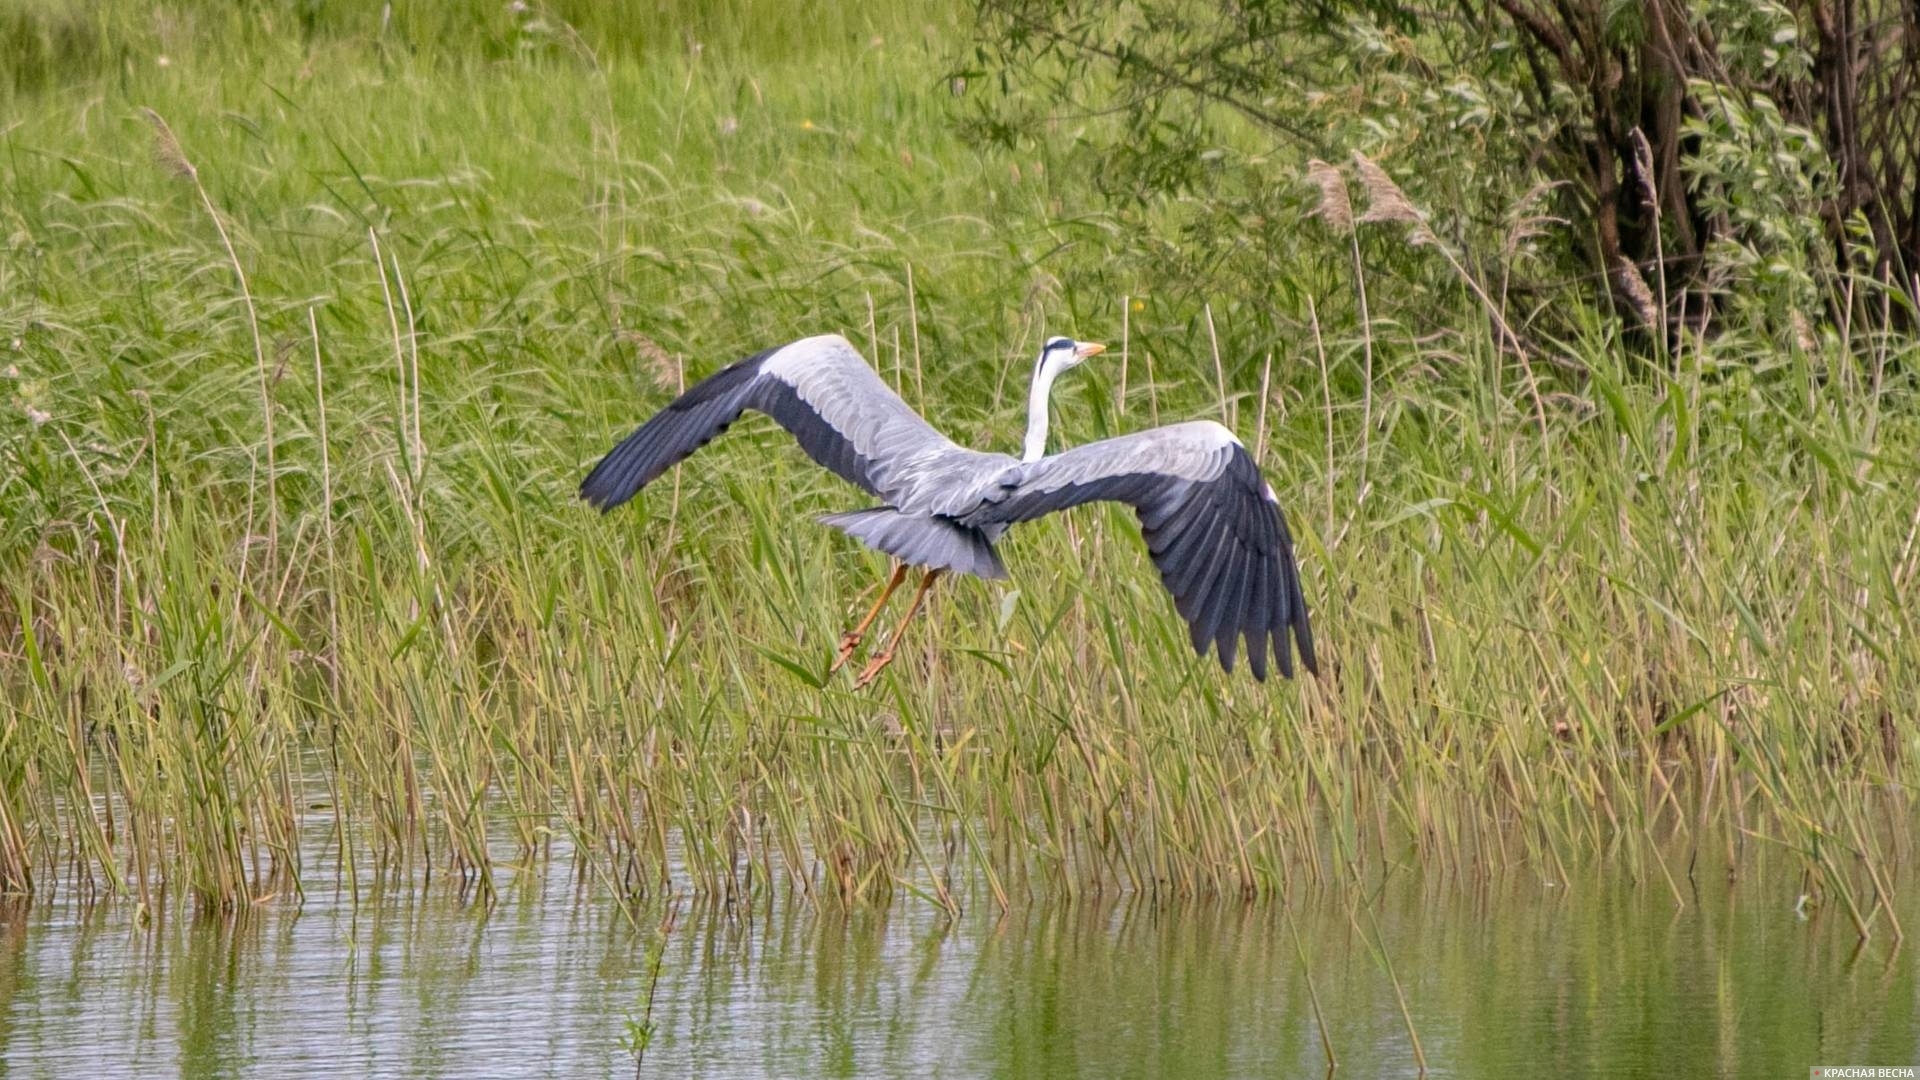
[971,0,1920,332]
[1,1,1915,937]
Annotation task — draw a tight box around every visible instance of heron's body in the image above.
[581,333,1316,682]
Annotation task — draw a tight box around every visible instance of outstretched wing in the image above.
[960,421,1316,681]
[580,335,960,511]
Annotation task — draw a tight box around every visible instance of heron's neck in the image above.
[1022,363,1060,462]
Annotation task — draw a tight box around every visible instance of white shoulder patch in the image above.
[1188,419,1242,447]
[1263,482,1278,503]
[762,334,859,383]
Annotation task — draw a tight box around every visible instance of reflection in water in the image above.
[2,859,1916,1077]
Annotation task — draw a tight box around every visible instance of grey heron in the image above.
[580,334,1316,686]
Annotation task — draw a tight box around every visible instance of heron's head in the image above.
[1035,335,1107,382]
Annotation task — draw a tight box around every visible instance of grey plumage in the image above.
[817,507,1008,580]
[580,335,1013,577]
[958,422,1315,680]
[581,334,1316,680]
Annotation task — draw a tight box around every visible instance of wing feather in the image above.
[1245,555,1272,682]
[1193,541,1240,662]
[1175,512,1234,617]
[1245,545,1274,682]
[1215,543,1254,672]
[581,335,990,512]
[961,421,1316,680]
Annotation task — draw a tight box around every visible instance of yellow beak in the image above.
[1073,342,1107,359]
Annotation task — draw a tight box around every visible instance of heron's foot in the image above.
[852,648,897,690]
[829,629,864,675]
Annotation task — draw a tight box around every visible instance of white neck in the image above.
[1022,358,1061,462]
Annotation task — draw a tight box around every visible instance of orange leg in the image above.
[830,562,909,674]
[854,569,943,689]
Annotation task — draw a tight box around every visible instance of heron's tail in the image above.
[818,508,1007,580]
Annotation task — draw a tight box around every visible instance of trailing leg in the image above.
[831,561,908,674]
[854,569,943,689]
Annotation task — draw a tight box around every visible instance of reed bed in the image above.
[1,1,1916,934]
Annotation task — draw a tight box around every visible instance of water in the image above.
[3,859,1916,1078]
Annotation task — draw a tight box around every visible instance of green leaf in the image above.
[1653,687,1735,735]
[1725,587,1770,656]
[1378,497,1455,530]
[750,642,825,689]
[954,647,1014,677]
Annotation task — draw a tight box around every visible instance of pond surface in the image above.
[2,857,1916,1077]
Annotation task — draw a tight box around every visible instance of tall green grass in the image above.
[1,1,1915,931]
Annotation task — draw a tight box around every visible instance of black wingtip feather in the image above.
[1210,545,1251,673]
[1244,554,1271,682]
[1185,538,1235,657]
[578,350,775,511]
[1247,625,1270,682]
[1280,527,1318,678]
[1293,595,1319,677]
[946,433,1320,683]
